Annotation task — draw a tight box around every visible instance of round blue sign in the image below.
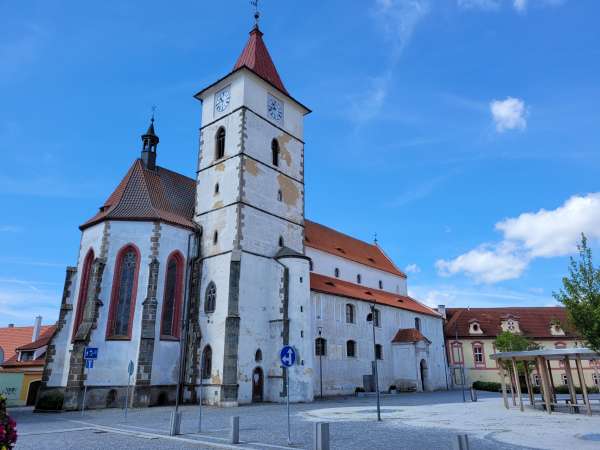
[280,346,296,367]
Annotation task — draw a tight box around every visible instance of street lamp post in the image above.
[318,326,323,399]
[368,304,381,421]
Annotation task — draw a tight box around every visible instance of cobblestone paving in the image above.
[11,391,536,450]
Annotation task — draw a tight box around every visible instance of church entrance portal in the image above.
[252,367,263,402]
[420,359,428,391]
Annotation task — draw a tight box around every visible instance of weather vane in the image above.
[374,232,378,244]
[250,0,260,27]
[151,105,157,122]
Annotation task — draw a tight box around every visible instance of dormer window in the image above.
[500,316,521,334]
[550,320,565,336]
[469,320,483,335]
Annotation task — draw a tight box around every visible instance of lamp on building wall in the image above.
[367,304,381,421]
[317,326,324,400]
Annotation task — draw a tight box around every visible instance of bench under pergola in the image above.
[490,348,600,416]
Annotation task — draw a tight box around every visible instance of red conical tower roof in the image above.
[233,26,288,95]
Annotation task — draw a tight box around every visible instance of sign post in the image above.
[125,360,134,419]
[82,347,98,417]
[280,345,296,445]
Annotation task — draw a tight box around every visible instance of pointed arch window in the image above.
[201,345,212,379]
[160,251,184,339]
[215,127,226,160]
[73,248,94,339]
[205,281,216,314]
[272,139,280,166]
[107,245,140,339]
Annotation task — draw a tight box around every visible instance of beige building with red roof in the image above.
[39,23,447,411]
[444,307,600,388]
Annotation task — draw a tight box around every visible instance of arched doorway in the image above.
[26,380,41,406]
[252,367,263,402]
[419,359,428,392]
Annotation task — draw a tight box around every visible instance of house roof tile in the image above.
[0,325,53,362]
[392,328,431,344]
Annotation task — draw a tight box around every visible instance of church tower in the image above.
[193,25,313,405]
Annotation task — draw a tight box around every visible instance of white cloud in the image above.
[513,0,527,12]
[0,279,60,326]
[436,193,600,283]
[458,0,564,12]
[436,241,529,283]
[375,0,430,57]
[457,0,500,10]
[490,97,527,132]
[496,193,600,257]
[405,263,421,274]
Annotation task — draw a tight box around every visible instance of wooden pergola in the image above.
[491,348,600,416]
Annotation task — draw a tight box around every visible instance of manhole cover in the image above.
[580,434,600,442]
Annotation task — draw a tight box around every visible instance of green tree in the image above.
[495,331,538,353]
[554,234,600,352]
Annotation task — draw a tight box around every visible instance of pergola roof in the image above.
[491,347,600,361]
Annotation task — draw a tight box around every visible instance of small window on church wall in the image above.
[205,282,216,314]
[277,190,282,202]
[160,252,183,339]
[214,183,219,195]
[215,127,226,160]
[378,280,383,289]
[255,349,262,363]
[345,304,355,324]
[201,346,212,379]
[356,274,362,284]
[107,245,139,339]
[278,236,284,247]
[415,317,421,331]
[73,248,94,339]
[309,260,313,271]
[213,230,218,245]
[272,139,280,166]
[334,268,340,278]
[375,344,383,360]
[315,337,327,356]
[346,340,356,358]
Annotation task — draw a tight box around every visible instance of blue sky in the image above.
[1,0,599,326]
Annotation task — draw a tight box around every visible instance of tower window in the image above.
[214,183,219,194]
[201,345,212,379]
[213,230,218,245]
[215,127,226,160]
[334,268,340,278]
[204,281,217,313]
[272,139,280,166]
[356,274,362,284]
[277,190,282,201]
[278,236,284,247]
[346,340,356,358]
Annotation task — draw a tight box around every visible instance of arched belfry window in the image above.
[215,127,226,160]
[160,252,184,339]
[201,345,212,379]
[272,139,279,166]
[73,248,94,338]
[107,245,140,339]
[205,281,216,313]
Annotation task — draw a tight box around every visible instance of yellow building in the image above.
[442,307,600,389]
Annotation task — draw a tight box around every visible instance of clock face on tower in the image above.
[267,94,284,123]
[214,86,231,113]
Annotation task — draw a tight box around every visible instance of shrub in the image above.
[472,381,501,392]
[0,394,18,449]
[36,390,64,411]
[354,387,365,394]
[388,385,397,392]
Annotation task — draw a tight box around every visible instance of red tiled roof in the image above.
[310,273,439,317]
[305,220,406,278]
[444,307,578,339]
[234,26,288,95]
[0,325,53,362]
[80,159,196,230]
[16,326,56,351]
[392,328,431,344]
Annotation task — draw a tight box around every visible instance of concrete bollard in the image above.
[313,422,330,450]
[455,434,470,450]
[169,411,182,436]
[230,416,240,444]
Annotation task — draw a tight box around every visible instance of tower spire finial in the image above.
[251,0,260,28]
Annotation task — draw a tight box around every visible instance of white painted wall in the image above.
[307,247,408,295]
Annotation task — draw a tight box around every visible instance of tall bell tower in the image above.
[193,24,313,405]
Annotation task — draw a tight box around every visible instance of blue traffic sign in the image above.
[85,359,94,369]
[280,346,296,367]
[84,347,98,360]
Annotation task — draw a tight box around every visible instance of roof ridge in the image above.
[305,219,377,249]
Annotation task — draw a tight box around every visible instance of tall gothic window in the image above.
[315,337,327,356]
[201,345,212,379]
[160,252,184,339]
[272,139,279,166]
[73,249,94,338]
[215,127,226,160]
[107,245,139,338]
[345,304,355,324]
[205,281,216,313]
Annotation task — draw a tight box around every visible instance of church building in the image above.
[38,23,448,410]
